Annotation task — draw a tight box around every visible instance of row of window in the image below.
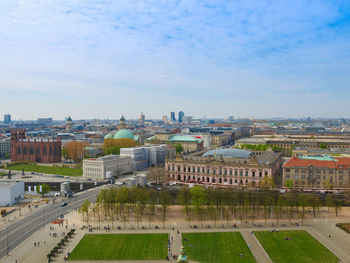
[286,174,350,180]
[167,164,268,177]
[173,174,258,185]
[16,145,59,156]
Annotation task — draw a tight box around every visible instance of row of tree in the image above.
[79,186,348,229]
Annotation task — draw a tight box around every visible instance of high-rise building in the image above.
[4,114,11,124]
[178,111,184,123]
[162,115,168,124]
[139,112,145,124]
[171,112,176,122]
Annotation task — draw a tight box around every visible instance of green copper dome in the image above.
[104,134,114,139]
[114,129,135,139]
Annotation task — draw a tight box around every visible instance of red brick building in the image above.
[11,129,61,163]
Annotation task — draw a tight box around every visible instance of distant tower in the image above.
[162,115,168,124]
[4,114,11,124]
[171,112,176,122]
[178,111,184,123]
[119,115,126,130]
[139,112,145,125]
[66,116,73,131]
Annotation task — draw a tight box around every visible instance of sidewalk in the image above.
[241,229,272,263]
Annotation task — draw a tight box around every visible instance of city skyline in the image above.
[1,0,350,119]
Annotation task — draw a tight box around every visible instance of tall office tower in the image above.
[171,112,176,122]
[178,111,184,123]
[139,112,145,124]
[4,114,11,124]
[162,115,168,124]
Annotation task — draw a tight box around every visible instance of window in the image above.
[252,171,255,177]
[235,170,238,176]
[202,167,205,173]
[230,169,233,176]
[240,170,243,176]
[192,167,195,173]
[187,167,190,172]
[30,146,34,155]
[219,169,222,175]
[183,167,186,172]
[168,166,170,171]
[286,168,290,172]
[224,169,227,175]
[213,169,216,175]
[259,171,262,177]
[245,171,248,177]
[286,175,290,179]
[207,169,210,174]
[178,166,180,172]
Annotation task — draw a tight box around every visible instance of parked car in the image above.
[60,202,68,207]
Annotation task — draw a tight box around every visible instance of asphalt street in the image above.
[0,188,100,259]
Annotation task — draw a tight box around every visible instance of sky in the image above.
[0,0,350,120]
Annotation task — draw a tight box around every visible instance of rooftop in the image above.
[202,148,252,159]
[284,156,350,169]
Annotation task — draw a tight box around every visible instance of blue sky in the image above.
[0,0,350,120]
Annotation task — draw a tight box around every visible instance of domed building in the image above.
[103,116,138,141]
[114,129,136,140]
[104,133,114,139]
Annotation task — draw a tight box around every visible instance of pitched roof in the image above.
[284,156,350,169]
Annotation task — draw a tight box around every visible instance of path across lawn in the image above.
[255,230,339,263]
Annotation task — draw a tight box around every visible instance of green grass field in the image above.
[68,233,168,260]
[182,232,256,263]
[7,164,82,176]
[255,230,339,263]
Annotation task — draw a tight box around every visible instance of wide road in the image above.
[0,187,100,260]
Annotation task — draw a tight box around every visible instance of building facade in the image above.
[120,144,168,170]
[11,129,61,163]
[83,155,132,180]
[283,156,350,189]
[165,149,283,187]
[0,182,24,206]
[0,137,11,159]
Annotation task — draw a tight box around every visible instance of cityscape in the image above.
[1,1,350,263]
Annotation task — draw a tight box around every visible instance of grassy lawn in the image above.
[182,232,256,263]
[7,164,82,176]
[68,233,168,260]
[255,230,339,263]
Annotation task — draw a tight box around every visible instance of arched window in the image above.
[43,146,47,155]
[36,146,40,155]
[219,178,222,183]
[17,146,21,155]
[49,146,52,155]
[212,178,216,183]
[54,146,57,156]
[23,146,27,155]
[29,146,34,155]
